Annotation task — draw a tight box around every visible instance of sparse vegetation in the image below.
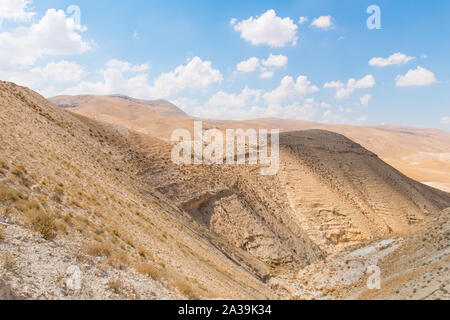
[1,252,17,272]
[0,186,23,203]
[106,251,129,269]
[136,263,162,280]
[107,279,123,294]
[172,277,199,300]
[86,243,112,258]
[25,209,57,240]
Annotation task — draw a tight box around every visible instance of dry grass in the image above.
[172,277,200,300]
[0,159,9,170]
[1,252,17,272]
[0,225,4,241]
[24,209,57,240]
[107,279,123,294]
[0,186,23,203]
[11,165,26,177]
[85,242,112,257]
[136,263,162,280]
[106,250,129,269]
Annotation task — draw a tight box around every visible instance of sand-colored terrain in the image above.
[0,82,448,300]
[49,95,450,193]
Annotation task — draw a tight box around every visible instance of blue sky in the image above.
[0,0,449,129]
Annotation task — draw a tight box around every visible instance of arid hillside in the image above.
[1,82,448,300]
[50,95,450,192]
[0,81,275,300]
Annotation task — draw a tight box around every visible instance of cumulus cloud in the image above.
[369,52,415,67]
[298,16,308,24]
[335,75,375,99]
[233,9,298,47]
[0,60,85,93]
[282,98,320,120]
[106,59,149,73]
[0,8,91,67]
[171,97,200,112]
[395,66,436,87]
[440,117,450,124]
[260,70,274,79]
[62,57,223,100]
[360,94,372,107]
[323,80,344,89]
[150,57,223,98]
[0,0,35,25]
[310,15,334,30]
[322,110,368,125]
[236,57,260,73]
[264,75,319,106]
[261,54,288,68]
[205,86,262,110]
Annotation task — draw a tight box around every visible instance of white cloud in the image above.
[323,80,344,89]
[264,75,319,106]
[261,53,288,68]
[369,52,415,67]
[171,97,199,112]
[233,9,298,47]
[31,61,84,83]
[440,117,450,124]
[282,98,319,120]
[236,57,259,72]
[298,16,308,24]
[360,94,372,107]
[0,8,91,67]
[106,59,149,73]
[320,102,331,108]
[335,75,375,99]
[260,70,274,79]
[322,110,368,125]
[0,0,35,25]
[205,86,262,110]
[395,66,436,87]
[1,60,85,92]
[310,15,334,30]
[62,56,223,100]
[356,75,376,88]
[229,18,237,26]
[150,57,223,98]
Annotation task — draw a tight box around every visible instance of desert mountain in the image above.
[1,82,449,299]
[50,95,450,193]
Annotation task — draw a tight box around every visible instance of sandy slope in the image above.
[49,95,450,192]
[0,82,448,300]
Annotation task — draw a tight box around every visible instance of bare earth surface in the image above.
[0,82,448,300]
[49,94,450,193]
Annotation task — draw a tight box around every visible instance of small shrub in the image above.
[1,253,16,272]
[173,278,199,300]
[0,187,23,203]
[108,279,123,294]
[137,248,147,258]
[136,263,161,280]
[106,251,129,269]
[11,165,26,177]
[25,209,57,240]
[86,243,112,258]
[0,159,9,170]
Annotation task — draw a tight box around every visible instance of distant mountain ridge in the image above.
[49,94,450,192]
